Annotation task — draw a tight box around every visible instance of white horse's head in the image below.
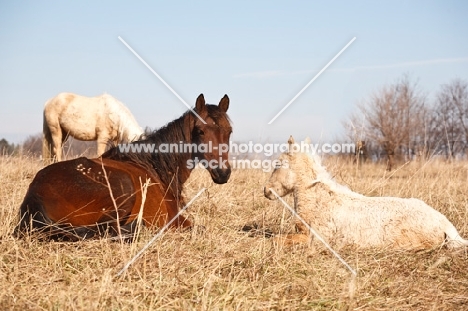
[107,95,144,143]
[121,123,144,142]
[264,136,302,199]
[264,136,324,200]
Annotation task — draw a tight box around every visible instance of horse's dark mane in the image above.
[102,105,231,201]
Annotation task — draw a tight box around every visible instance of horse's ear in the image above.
[219,95,229,112]
[304,137,311,145]
[288,135,297,154]
[195,94,206,113]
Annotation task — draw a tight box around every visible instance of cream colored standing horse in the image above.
[43,92,143,164]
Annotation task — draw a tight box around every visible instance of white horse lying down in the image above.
[264,136,468,250]
[43,92,144,163]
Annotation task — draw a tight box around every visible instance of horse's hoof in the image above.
[241,223,274,238]
[241,223,258,232]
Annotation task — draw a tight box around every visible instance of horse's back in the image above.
[45,93,106,139]
[44,92,81,113]
[43,93,76,125]
[331,196,452,249]
[17,157,142,237]
[43,92,142,142]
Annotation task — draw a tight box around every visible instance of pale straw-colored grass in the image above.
[0,156,467,310]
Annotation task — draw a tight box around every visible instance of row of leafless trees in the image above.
[10,126,155,159]
[344,75,468,170]
[2,134,97,159]
[0,138,18,155]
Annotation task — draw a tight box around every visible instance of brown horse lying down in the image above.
[15,94,232,241]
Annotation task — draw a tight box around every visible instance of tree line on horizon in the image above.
[343,75,468,170]
[0,135,97,159]
[0,126,156,159]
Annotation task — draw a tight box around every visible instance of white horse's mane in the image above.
[301,150,357,196]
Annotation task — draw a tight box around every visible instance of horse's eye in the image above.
[197,128,205,136]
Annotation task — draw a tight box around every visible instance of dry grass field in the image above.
[0,155,467,310]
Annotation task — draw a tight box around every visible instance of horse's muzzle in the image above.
[210,168,231,184]
[263,187,276,200]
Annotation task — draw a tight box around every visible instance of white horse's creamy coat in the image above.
[264,137,468,250]
[43,92,143,163]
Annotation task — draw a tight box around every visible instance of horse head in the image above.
[264,136,299,199]
[190,94,232,184]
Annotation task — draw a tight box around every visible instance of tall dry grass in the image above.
[0,156,467,310]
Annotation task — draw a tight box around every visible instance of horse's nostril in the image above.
[211,169,220,178]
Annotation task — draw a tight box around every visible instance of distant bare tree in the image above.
[346,76,427,170]
[22,133,42,157]
[0,138,17,155]
[21,133,97,159]
[415,105,440,161]
[432,79,468,158]
[353,140,368,167]
[61,137,97,159]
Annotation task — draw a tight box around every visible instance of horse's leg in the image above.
[142,204,193,231]
[47,225,98,241]
[273,233,310,245]
[106,219,140,243]
[141,185,193,231]
[96,135,109,156]
[49,127,63,162]
[160,199,193,230]
[171,213,192,230]
[43,116,63,162]
[42,117,55,165]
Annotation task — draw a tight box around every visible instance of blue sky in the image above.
[1,1,468,144]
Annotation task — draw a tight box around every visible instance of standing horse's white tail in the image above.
[42,110,53,165]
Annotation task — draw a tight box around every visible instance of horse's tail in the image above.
[42,109,53,165]
[14,191,51,238]
[448,235,468,248]
[445,224,468,248]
